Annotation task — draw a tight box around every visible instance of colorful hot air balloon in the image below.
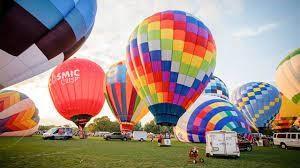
[174,95,250,143]
[104,61,148,132]
[231,82,281,131]
[272,94,300,131]
[294,117,300,127]
[275,48,300,105]
[126,10,216,126]
[0,90,39,136]
[0,0,97,89]
[49,58,105,139]
[203,75,229,100]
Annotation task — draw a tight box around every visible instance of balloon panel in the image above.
[0,90,39,136]
[104,61,148,131]
[204,75,229,100]
[0,0,97,89]
[231,82,281,129]
[272,94,300,131]
[275,48,300,105]
[126,10,216,125]
[48,58,105,127]
[174,95,250,143]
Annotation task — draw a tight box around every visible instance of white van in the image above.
[206,131,240,158]
[273,132,300,149]
[43,127,73,140]
[133,131,147,141]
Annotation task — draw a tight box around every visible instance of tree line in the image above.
[39,116,173,134]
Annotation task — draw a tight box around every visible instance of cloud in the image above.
[233,23,278,39]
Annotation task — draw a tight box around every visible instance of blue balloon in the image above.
[231,82,281,129]
[204,75,229,100]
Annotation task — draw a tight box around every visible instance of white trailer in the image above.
[205,130,240,158]
[133,131,147,141]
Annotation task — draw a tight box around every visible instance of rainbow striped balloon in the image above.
[0,90,39,136]
[105,61,148,132]
[174,95,250,143]
[126,10,216,126]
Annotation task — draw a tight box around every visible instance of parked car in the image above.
[104,132,131,141]
[43,127,73,140]
[206,131,240,158]
[238,137,252,151]
[273,132,300,149]
[133,131,147,141]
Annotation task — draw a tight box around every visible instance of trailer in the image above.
[205,130,240,158]
[133,131,147,141]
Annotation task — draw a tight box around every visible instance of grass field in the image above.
[0,136,299,168]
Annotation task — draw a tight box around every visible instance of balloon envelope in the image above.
[49,58,105,129]
[203,75,229,100]
[174,95,250,143]
[231,82,281,130]
[275,48,300,105]
[0,90,39,136]
[272,94,300,131]
[126,10,216,126]
[0,0,97,89]
[105,61,148,132]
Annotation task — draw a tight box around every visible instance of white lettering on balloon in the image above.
[52,69,80,85]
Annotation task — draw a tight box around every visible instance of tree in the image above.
[134,122,143,131]
[144,120,160,134]
[38,125,56,131]
[87,123,96,133]
[144,120,174,134]
[86,116,120,132]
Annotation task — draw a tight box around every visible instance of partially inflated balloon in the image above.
[231,82,281,130]
[272,94,300,131]
[0,90,39,136]
[203,75,229,100]
[0,0,97,89]
[294,117,300,127]
[275,48,300,104]
[174,95,250,143]
[49,58,105,138]
[104,61,148,132]
[126,10,216,126]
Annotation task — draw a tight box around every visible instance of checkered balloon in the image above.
[204,75,229,100]
[231,82,282,129]
[126,10,216,126]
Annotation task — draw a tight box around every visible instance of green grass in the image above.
[0,136,299,168]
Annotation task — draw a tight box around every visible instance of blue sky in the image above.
[208,0,300,91]
[8,0,300,126]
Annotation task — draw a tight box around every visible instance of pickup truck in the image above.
[104,132,131,141]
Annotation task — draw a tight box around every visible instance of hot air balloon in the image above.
[275,48,300,105]
[49,58,105,139]
[272,94,300,131]
[126,10,216,126]
[294,117,300,127]
[0,0,97,89]
[104,61,148,132]
[174,95,250,143]
[0,90,39,137]
[203,75,229,100]
[231,82,281,131]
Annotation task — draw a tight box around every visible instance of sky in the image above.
[7,0,300,127]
